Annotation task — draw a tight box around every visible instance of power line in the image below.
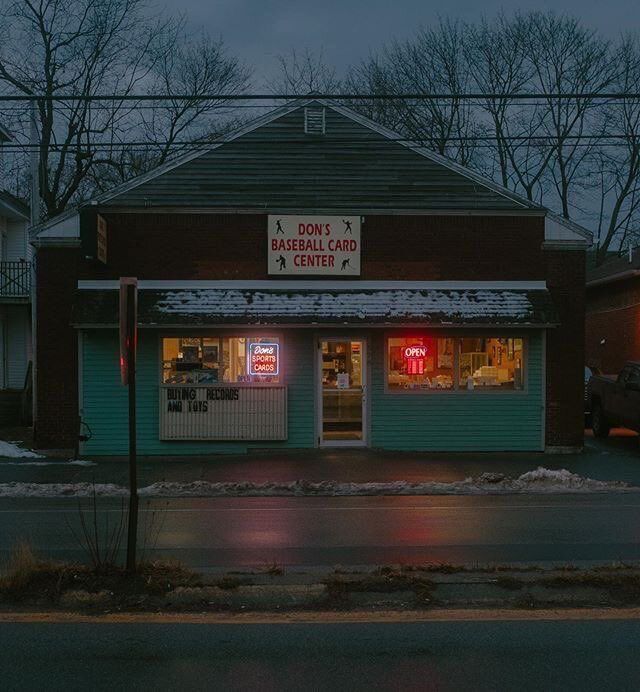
[2,92,640,102]
[0,133,639,151]
[0,102,595,111]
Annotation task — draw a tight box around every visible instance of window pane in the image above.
[162,336,280,384]
[458,338,524,390]
[222,337,280,383]
[162,337,220,384]
[387,337,454,391]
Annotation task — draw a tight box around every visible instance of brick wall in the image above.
[81,213,546,281]
[586,277,640,372]
[545,248,586,448]
[35,247,81,449]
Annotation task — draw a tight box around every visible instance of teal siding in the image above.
[370,332,545,451]
[81,330,316,455]
[81,329,545,456]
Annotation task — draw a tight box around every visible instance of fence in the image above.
[0,261,30,297]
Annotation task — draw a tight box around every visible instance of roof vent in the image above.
[304,106,325,135]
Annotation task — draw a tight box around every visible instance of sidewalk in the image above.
[0,429,638,487]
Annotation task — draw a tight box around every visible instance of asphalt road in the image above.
[3,493,640,569]
[4,618,640,691]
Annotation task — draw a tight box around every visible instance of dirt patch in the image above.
[4,550,640,614]
[0,544,203,611]
[539,570,640,604]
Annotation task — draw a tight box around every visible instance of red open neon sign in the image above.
[402,345,428,359]
[403,344,427,375]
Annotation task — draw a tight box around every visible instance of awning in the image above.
[72,285,558,327]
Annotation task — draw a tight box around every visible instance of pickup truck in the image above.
[589,361,640,437]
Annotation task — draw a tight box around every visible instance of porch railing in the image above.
[0,261,31,298]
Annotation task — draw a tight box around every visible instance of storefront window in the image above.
[387,337,454,391]
[162,337,280,384]
[458,338,524,390]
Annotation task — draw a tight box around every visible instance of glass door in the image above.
[319,339,366,445]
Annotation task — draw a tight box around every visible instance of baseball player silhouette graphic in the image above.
[277,255,287,271]
[343,219,352,234]
[276,219,284,234]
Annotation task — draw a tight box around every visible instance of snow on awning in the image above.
[72,286,558,327]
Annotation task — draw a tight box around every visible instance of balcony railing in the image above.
[0,261,31,298]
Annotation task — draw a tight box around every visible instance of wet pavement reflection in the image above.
[2,493,640,570]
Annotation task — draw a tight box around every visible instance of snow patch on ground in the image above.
[0,467,632,498]
[0,482,126,498]
[0,459,97,467]
[139,468,632,497]
[0,440,44,459]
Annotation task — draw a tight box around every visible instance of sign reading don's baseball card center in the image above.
[268,216,361,276]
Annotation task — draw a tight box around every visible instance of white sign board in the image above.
[268,215,361,276]
[160,385,287,440]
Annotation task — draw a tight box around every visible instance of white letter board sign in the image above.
[268,215,361,276]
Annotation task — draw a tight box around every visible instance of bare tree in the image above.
[523,12,615,219]
[465,14,539,192]
[592,36,640,262]
[139,33,249,169]
[94,30,250,190]
[0,0,250,218]
[268,48,339,95]
[349,20,483,167]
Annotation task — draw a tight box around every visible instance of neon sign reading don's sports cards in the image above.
[268,215,361,276]
[248,342,280,376]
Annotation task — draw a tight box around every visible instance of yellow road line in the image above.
[2,608,640,624]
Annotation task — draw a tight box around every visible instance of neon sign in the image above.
[248,342,279,376]
[403,343,427,376]
[402,345,428,359]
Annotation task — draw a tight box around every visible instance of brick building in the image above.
[31,100,590,455]
[586,250,640,373]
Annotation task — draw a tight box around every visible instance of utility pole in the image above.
[120,277,138,573]
[29,98,40,432]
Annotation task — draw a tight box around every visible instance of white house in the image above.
[0,123,31,423]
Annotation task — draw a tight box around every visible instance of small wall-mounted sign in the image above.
[248,342,280,376]
[96,214,108,264]
[268,215,361,276]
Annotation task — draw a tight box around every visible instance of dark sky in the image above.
[164,0,632,86]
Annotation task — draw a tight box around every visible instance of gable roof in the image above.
[0,190,29,220]
[30,98,589,245]
[100,98,541,213]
